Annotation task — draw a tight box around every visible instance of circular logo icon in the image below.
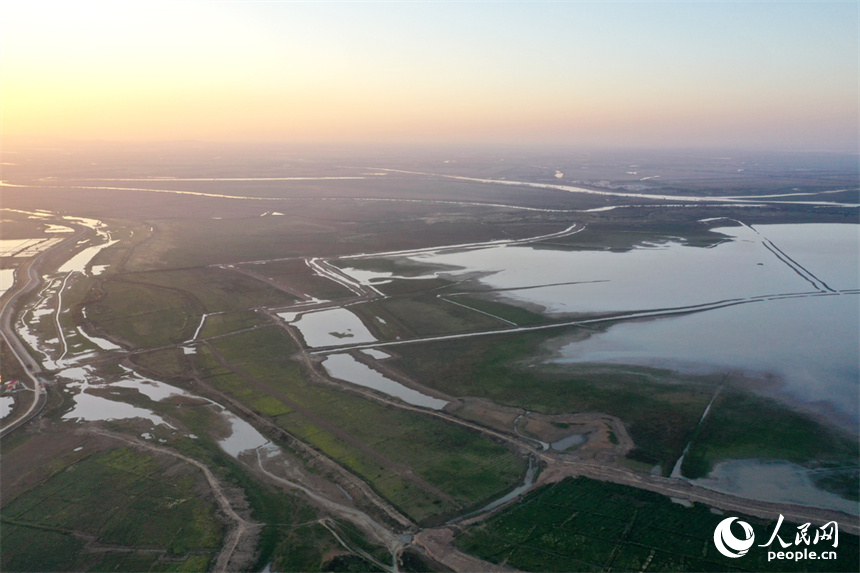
[713,517,755,558]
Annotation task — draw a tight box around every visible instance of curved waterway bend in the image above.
[321,353,448,410]
[2,214,409,568]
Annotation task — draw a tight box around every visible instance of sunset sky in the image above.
[1,1,857,150]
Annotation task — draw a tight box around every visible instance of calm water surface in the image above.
[553,294,859,420]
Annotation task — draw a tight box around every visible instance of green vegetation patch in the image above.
[200,309,267,338]
[248,259,355,300]
[150,401,377,573]
[198,327,526,522]
[376,277,453,296]
[333,257,444,278]
[376,294,511,336]
[442,294,548,326]
[680,389,860,499]
[455,476,859,572]
[88,281,198,347]
[0,447,222,572]
[392,331,714,471]
[131,347,189,380]
[346,301,413,341]
[127,218,338,270]
[121,266,297,313]
[266,520,387,573]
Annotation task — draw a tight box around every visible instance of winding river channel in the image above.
[2,203,858,570]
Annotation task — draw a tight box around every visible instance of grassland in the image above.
[389,330,716,472]
[87,281,199,348]
[86,266,292,349]
[117,267,298,312]
[126,217,339,271]
[440,294,548,326]
[130,347,191,380]
[193,325,526,524]
[680,389,859,498]
[198,309,268,338]
[3,388,391,572]
[246,259,355,301]
[121,204,564,272]
[347,295,512,342]
[455,476,859,572]
[0,447,223,572]
[143,397,393,572]
[3,147,857,572]
[376,295,511,336]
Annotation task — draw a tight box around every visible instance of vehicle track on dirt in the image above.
[83,428,261,572]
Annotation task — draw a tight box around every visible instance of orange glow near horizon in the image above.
[2,1,857,150]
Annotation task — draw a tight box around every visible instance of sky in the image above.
[1,1,857,150]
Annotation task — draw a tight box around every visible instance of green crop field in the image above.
[456,476,859,572]
[87,281,199,348]
[374,294,511,336]
[0,447,223,572]
[193,326,527,523]
[118,267,298,313]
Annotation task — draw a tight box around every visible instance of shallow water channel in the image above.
[335,222,860,510]
[321,353,448,410]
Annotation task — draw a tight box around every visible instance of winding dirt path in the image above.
[84,428,262,572]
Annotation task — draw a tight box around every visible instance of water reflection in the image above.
[322,353,448,410]
[283,308,377,348]
[692,459,859,516]
[553,294,859,420]
[397,224,857,314]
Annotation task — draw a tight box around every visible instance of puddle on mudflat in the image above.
[361,348,391,360]
[0,269,15,297]
[57,364,270,458]
[219,411,271,457]
[550,433,585,451]
[1,396,15,418]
